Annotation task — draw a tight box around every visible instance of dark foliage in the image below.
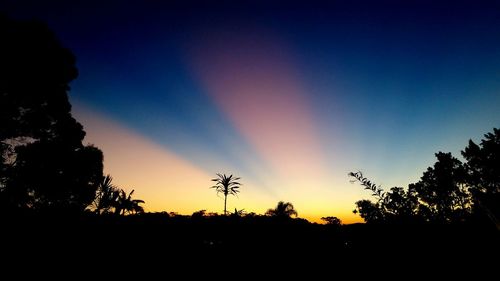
[0,15,103,212]
[90,174,145,215]
[351,128,499,228]
[321,216,342,226]
[411,152,471,222]
[462,128,500,229]
[265,201,298,218]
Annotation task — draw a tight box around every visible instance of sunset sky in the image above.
[3,0,499,223]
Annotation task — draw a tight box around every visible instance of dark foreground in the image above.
[2,213,498,277]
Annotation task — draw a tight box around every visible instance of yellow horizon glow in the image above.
[73,103,364,224]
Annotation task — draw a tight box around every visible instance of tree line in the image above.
[350,129,499,229]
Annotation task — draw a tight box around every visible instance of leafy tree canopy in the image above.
[351,128,499,227]
[0,15,103,213]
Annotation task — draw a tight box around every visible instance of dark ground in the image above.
[1,213,498,277]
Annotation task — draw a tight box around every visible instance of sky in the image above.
[2,0,500,223]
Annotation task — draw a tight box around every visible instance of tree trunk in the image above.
[224,194,227,215]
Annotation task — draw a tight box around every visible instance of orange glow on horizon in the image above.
[73,103,364,224]
[74,104,216,214]
[184,30,364,224]
[73,104,279,216]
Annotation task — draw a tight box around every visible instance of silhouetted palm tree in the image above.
[266,201,298,218]
[211,173,242,215]
[91,174,120,214]
[231,208,246,217]
[115,189,145,215]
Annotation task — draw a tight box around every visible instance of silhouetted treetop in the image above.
[462,128,500,195]
[211,173,241,215]
[350,128,499,227]
[91,175,120,215]
[0,15,103,212]
[462,128,500,229]
[411,152,470,222]
[115,189,145,215]
[266,201,298,219]
[321,216,342,226]
[351,153,471,223]
[0,14,80,144]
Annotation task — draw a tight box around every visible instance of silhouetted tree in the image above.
[231,208,246,217]
[383,187,420,220]
[321,216,342,226]
[349,171,390,223]
[7,142,103,212]
[90,174,120,214]
[0,16,103,212]
[169,212,179,217]
[411,152,471,222]
[352,199,385,223]
[210,173,241,215]
[351,154,473,223]
[115,189,145,215]
[245,212,257,218]
[192,209,207,218]
[266,201,298,218]
[88,175,145,216]
[350,172,420,223]
[462,128,500,229]
[463,128,500,195]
